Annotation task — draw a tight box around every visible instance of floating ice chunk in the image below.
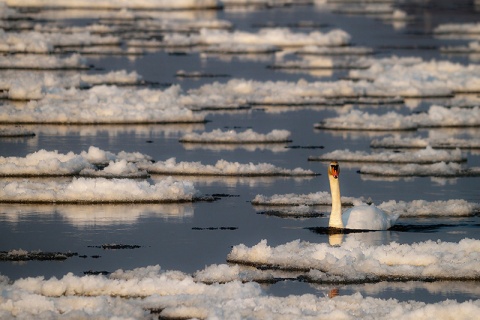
[296,45,374,56]
[0,177,199,203]
[0,147,153,177]
[162,28,351,48]
[179,129,291,143]
[0,70,142,100]
[2,0,222,9]
[378,199,480,217]
[316,106,480,130]
[228,237,480,281]
[315,109,417,131]
[358,162,480,177]
[0,54,87,70]
[370,136,480,149]
[0,262,479,318]
[0,30,120,53]
[79,160,149,179]
[0,85,205,124]
[143,158,316,176]
[441,41,480,54]
[251,191,366,206]
[79,146,152,165]
[0,150,93,176]
[350,57,480,95]
[434,22,480,35]
[309,147,466,163]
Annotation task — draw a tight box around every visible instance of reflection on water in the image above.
[0,203,195,227]
[181,142,289,152]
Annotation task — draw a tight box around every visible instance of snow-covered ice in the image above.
[143,158,316,176]
[0,177,199,203]
[0,30,120,53]
[160,28,351,48]
[252,191,367,206]
[358,162,480,177]
[0,70,143,100]
[0,85,205,123]
[252,193,480,217]
[0,262,479,319]
[0,147,152,177]
[179,129,292,143]
[315,106,480,131]
[1,0,222,9]
[370,136,480,149]
[0,54,88,69]
[309,147,466,163]
[228,237,480,281]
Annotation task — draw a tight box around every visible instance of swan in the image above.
[328,161,398,230]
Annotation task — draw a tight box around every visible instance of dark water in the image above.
[1,1,479,304]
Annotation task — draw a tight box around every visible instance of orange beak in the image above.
[330,163,339,179]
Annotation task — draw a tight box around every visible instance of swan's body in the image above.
[328,161,398,230]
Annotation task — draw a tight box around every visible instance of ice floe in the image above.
[227,237,480,281]
[377,199,480,217]
[160,28,351,49]
[0,177,199,203]
[251,191,367,206]
[0,30,120,53]
[434,22,480,37]
[1,0,222,9]
[0,147,152,177]
[0,85,205,123]
[358,162,480,177]
[143,158,316,176]
[309,147,466,164]
[315,106,480,131]
[0,69,143,100]
[0,54,88,69]
[252,192,480,217]
[370,136,480,150]
[179,129,292,143]
[348,57,480,95]
[1,263,479,319]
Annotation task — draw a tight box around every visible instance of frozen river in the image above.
[0,0,480,318]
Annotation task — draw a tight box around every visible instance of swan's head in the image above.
[328,161,340,179]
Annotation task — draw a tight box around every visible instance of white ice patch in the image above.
[378,199,480,217]
[0,29,119,53]
[143,158,316,176]
[0,150,93,176]
[370,136,480,149]
[316,106,480,130]
[1,0,222,9]
[0,177,199,203]
[1,263,478,319]
[310,147,466,163]
[0,146,152,177]
[358,162,480,177]
[79,160,149,178]
[0,54,87,70]
[161,28,351,48]
[0,85,205,123]
[252,191,367,206]
[179,129,291,143]
[0,69,142,100]
[227,237,480,281]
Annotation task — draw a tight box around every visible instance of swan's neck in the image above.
[329,175,344,229]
